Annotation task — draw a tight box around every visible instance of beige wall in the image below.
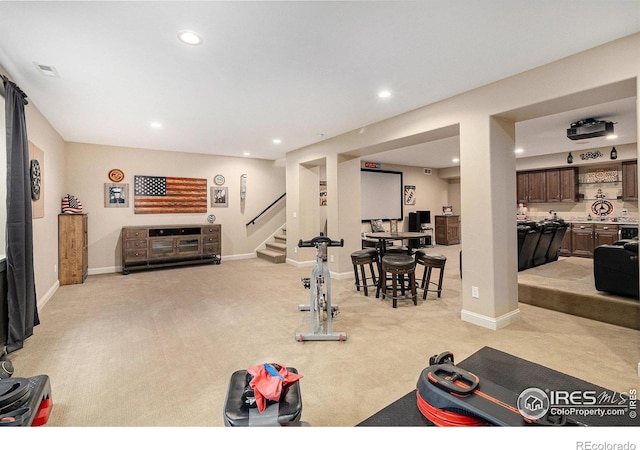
[3,62,287,309]
[285,33,640,329]
[2,34,639,324]
[64,142,286,273]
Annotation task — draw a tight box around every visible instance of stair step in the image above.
[274,234,287,243]
[266,241,286,252]
[257,248,286,264]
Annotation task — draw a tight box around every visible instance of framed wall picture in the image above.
[211,186,228,207]
[319,181,327,206]
[105,183,129,208]
[404,185,416,205]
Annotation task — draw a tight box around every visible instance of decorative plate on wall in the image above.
[207,214,216,223]
[214,174,225,186]
[590,199,614,217]
[108,169,125,182]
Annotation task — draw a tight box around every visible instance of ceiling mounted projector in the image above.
[566,118,614,140]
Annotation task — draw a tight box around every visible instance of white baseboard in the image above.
[222,253,255,261]
[285,258,352,280]
[38,280,59,310]
[460,308,521,330]
[331,271,354,280]
[286,258,315,268]
[89,266,117,275]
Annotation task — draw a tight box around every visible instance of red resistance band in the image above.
[416,390,489,427]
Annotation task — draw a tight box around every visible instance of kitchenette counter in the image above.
[568,219,638,225]
[519,218,638,225]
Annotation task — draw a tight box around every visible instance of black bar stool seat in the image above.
[380,254,417,308]
[350,249,379,296]
[415,250,447,299]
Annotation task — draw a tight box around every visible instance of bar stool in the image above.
[380,254,417,308]
[415,250,447,299]
[350,248,379,296]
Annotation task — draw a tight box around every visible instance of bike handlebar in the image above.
[298,235,344,248]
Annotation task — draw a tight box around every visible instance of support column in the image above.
[326,154,361,277]
[459,115,520,329]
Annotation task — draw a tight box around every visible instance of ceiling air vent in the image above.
[34,62,59,77]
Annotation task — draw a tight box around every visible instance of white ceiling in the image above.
[0,1,639,167]
[372,96,638,168]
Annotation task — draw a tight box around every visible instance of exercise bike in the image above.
[296,234,346,342]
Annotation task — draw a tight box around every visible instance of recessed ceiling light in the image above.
[272,138,282,144]
[452,158,460,163]
[606,134,618,140]
[242,152,251,156]
[515,148,524,154]
[378,90,391,98]
[149,122,162,129]
[177,30,202,45]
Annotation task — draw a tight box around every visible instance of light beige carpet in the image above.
[8,244,640,427]
[518,256,640,329]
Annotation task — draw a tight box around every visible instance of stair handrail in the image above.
[246,193,286,226]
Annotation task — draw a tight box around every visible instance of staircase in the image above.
[257,227,287,264]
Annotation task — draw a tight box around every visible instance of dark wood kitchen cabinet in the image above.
[594,223,619,247]
[559,226,572,256]
[545,167,578,203]
[571,223,594,258]
[622,160,638,201]
[517,170,546,203]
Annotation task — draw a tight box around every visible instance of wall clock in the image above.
[214,174,225,186]
[30,159,41,200]
[207,214,216,223]
[108,169,125,183]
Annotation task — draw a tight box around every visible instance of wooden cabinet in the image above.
[518,168,579,204]
[594,223,619,247]
[622,160,638,201]
[571,223,594,258]
[517,170,547,203]
[559,227,572,256]
[202,225,222,257]
[559,223,624,258]
[121,224,221,274]
[59,214,88,285]
[546,167,578,202]
[435,215,460,245]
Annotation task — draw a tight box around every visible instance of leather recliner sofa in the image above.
[517,219,568,271]
[593,239,639,299]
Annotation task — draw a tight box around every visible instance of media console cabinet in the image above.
[121,224,221,274]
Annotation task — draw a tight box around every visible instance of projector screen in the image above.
[360,169,403,221]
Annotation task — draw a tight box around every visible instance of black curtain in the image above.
[2,76,39,353]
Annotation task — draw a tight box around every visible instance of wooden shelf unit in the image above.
[435,215,460,245]
[59,214,88,285]
[121,224,221,274]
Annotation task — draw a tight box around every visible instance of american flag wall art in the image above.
[134,175,208,214]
